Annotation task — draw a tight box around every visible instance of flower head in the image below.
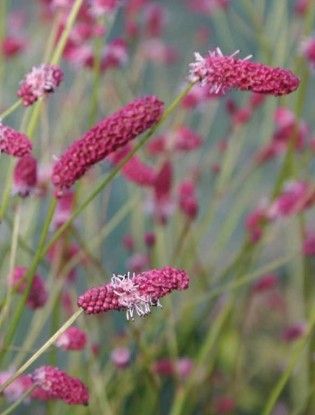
[32,366,89,405]
[77,266,189,320]
[17,64,64,106]
[189,48,299,96]
[0,124,32,157]
[52,96,164,195]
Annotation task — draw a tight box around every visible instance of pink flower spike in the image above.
[13,155,37,197]
[17,64,63,106]
[77,266,190,320]
[189,48,300,96]
[55,326,87,351]
[32,366,89,405]
[0,124,32,158]
[52,96,164,195]
[178,179,199,220]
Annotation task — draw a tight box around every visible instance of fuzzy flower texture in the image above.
[17,64,63,106]
[77,266,189,320]
[52,96,164,195]
[189,48,300,96]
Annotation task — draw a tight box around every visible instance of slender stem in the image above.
[0,100,22,120]
[262,308,315,415]
[0,385,37,415]
[0,310,83,394]
[50,0,84,65]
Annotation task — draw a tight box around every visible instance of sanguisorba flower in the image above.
[52,96,164,195]
[17,63,63,106]
[0,123,32,157]
[77,266,189,320]
[189,48,300,96]
[32,366,89,406]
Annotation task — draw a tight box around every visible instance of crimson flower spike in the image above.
[77,266,190,320]
[189,48,300,96]
[52,96,164,196]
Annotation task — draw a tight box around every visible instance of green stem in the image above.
[0,198,57,365]
[0,100,22,120]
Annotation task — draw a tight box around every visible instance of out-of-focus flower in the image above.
[144,232,156,248]
[150,160,174,224]
[187,0,230,15]
[267,181,315,219]
[213,395,236,414]
[148,127,202,155]
[0,372,33,403]
[126,253,149,273]
[282,322,307,342]
[294,0,310,15]
[142,39,178,65]
[55,326,87,351]
[17,64,63,106]
[181,83,221,109]
[1,36,26,58]
[52,191,75,229]
[122,234,134,251]
[300,36,315,70]
[13,155,38,197]
[189,48,300,96]
[109,145,156,186]
[32,366,89,405]
[77,266,190,319]
[175,358,193,379]
[252,274,278,294]
[52,96,164,195]
[10,266,48,309]
[303,231,315,256]
[178,178,199,220]
[143,2,168,38]
[89,0,120,16]
[0,124,32,158]
[110,347,131,369]
[152,358,173,376]
[245,203,268,243]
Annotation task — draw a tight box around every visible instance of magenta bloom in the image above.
[32,366,89,406]
[77,266,189,320]
[55,326,87,351]
[189,48,300,96]
[0,124,32,158]
[52,96,164,195]
[13,155,37,197]
[17,64,63,106]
